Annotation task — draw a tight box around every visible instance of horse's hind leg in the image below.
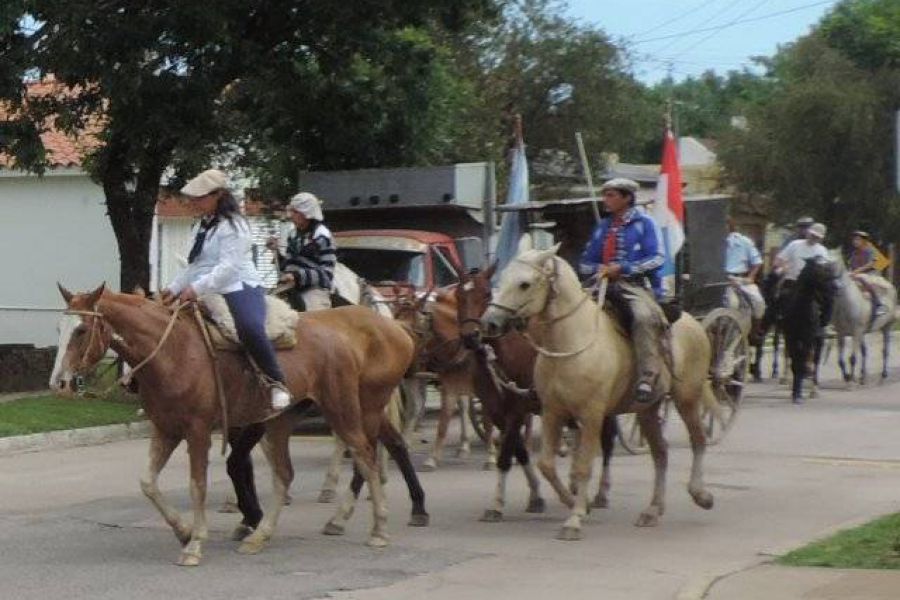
[178,426,212,566]
[673,390,714,511]
[324,427,388,547]
[140,425,191,546]
[859,337,868,386]
[634,408,668,527]
[238,415,294,555]
[557,417,602,541]
[592,416,617,509]
[456,394,472,457]
[423,386,454,470]
[318,435,345,503]
[379,419,429,527]
[837,335,850,383]
[882,327,891,381]
[226,424,266,541]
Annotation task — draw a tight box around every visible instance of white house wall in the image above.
[151,214,281,292]
[0,171,119,346]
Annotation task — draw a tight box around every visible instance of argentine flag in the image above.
[652,128,685,291]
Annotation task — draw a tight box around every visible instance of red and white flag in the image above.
[653,128,685,276]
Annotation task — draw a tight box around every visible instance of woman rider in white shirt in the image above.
[163,169,291,410]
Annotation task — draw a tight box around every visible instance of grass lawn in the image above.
[778,513,900,570]
[0,395,141,438]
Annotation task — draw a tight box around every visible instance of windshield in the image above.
[337,248,426,287]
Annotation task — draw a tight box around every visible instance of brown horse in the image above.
[392,286,495,471]
[51,283,423,565]
[455,265,618,519]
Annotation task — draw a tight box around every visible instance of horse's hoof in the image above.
[237,538,266,555]
[556,526,582,541]
[284,493,293,506]
[456,447,471,458]
[176,551,202,567]
[480,509,503,522]
[792,396,804,405]
[634,511,660,527]
[421,459,437,472]
[408,513,430,527]
[322,521,345,536]
[174,526,192,546]
[526,497,546,513]
[809,389,819,399]
[591,495,609,509]
[231,524,255,541]
[317,489,336,504]
[218,500,240,514]
[482,461,496,471]
[367,535,390,548]
[691,490,714,510]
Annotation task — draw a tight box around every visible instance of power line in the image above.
[632,0,836,44]
[669,0,772,59]
[649,0,746,55]
[632,0,723,39]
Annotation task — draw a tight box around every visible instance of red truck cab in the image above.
[334,229,463,297]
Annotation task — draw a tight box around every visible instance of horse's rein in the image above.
[66,302,190,387]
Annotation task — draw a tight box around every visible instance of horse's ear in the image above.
[132,285,146,297]
[86,282,106,306]
[516,233,534,254]
[57,282,74,304]
[533,245,560,271]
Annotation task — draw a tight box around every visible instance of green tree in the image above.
[717,34,900,243]
[1,1,496,291]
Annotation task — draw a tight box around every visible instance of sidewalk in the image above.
[698,563,900,600]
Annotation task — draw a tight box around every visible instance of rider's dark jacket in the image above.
[579,207,665,298]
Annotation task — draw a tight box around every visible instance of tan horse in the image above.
[51,284,417,565]
[481,246,717,540]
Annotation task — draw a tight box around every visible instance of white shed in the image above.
[0,166,119,347]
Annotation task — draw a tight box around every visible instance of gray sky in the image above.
[566,0,841,83]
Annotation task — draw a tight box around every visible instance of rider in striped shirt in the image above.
[269,192,336,312]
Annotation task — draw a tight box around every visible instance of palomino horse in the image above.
[455,265,619,519]
[778,258,836,403]
[481,246,717,540]
[829,256,897,385]
[51,284,423,565]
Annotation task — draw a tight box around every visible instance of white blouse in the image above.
[167,217,262,296]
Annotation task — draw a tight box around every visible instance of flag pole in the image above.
[575,132,601,223]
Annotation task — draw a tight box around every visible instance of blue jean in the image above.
[224,283,286,384]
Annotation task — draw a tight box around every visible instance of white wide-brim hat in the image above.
[180,169,229,197]
[808,222,827,239]
[288,192,324,221]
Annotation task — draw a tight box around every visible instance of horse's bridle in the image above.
[63,306,110,375]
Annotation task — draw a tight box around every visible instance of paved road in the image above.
[2,342,900,600]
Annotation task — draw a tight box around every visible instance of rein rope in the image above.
[491,256,604,359]
[117,302,189,387]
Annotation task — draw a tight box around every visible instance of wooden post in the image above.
[575,132,601,223]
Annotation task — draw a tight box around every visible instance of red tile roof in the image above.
[0,79,102,169]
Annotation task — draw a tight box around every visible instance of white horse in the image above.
[829,253,897,385]
[481,245,718,540]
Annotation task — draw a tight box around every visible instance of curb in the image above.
[0,420,152,456]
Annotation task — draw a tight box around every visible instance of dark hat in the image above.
[851,230,870,239]
[795,216,814,227]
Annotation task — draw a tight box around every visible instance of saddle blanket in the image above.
[200,294,298,351]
